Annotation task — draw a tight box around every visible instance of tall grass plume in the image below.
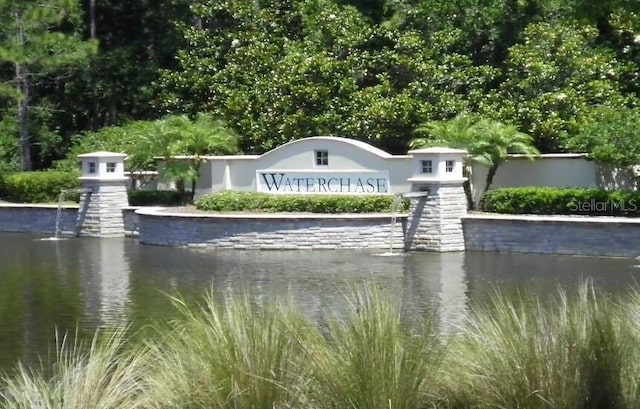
[306,283,444,409]
[444,282,638,409]
[143,291,316,409]
[0,328,148,409]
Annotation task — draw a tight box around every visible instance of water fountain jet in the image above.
[375,191,430,256]
[38,188,92,241]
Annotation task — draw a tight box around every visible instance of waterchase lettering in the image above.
[257,171,390,194]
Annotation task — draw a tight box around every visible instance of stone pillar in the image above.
[77,152,129,238]
[404,147,467,252]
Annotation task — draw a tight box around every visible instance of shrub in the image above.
[481,187,640,216]
[0,173,5,198]
[0,171,80,203]
[128,190,184,206]
[195,191,408,213]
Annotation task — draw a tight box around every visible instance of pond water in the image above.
[2,231,640,372]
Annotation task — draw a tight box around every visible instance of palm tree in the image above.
[410,113,478,149]
[410,115,539,209]
[472,119,539,197]
[141,114,239,203]
[174,114,239,202]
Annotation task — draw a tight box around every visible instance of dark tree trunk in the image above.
[463,179,474,210]
[462,165,475,210]
[15,43,32,170]
[89,0,96,39]
[17,70,32,171]
[15,11,32,171]
[175,179,187,204]
[89,0,99,130]
[481,164,499,208]
[189,161,202,204]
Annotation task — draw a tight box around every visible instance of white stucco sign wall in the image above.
[157,137,609,199]
[256,170,390,194]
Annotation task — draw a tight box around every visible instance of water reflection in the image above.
[75,239,130,325]
[2,232,640,372]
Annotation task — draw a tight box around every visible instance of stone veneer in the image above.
[404,184,467,251]
[0,204,79,235]
[463,213,640,258]
[136,207,406,250]
[0,204,139,237]
[122,207,139,236]
[77,181,129,237]
[4,203,640,257]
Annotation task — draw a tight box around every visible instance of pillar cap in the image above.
[77,151,127,159]
[408,147,467,155]
[78,176,129,182]
[407,177,467,184]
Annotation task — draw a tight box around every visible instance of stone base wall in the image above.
[0,204,79,235]
[123,207,140,237]
[405,184,467,252]
[4,203,640,257]
[78,182,129,237]
[463,214,640,258]
[0,204,136,238]
[136,208,405,250]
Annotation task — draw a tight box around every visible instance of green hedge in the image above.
[195,191,407,213]
[481,187,640,216]
[0,171,81,203]
[128,190,184,206]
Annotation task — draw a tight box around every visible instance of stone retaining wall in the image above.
[136,208,405,250]
[0,204,79,235]
[0,204,140,237]
[462,214,640,258]
[3,204,640,257]
[123,207,140,236]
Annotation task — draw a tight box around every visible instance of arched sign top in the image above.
[251,136,403,195]
[258,136,395,160]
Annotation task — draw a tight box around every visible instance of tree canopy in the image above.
[0,0,637,170]
[0,0,96,170]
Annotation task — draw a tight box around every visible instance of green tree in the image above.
[484,22,629,152]
[154,0,494,154]
[411,115,539,208]
[569,106,640,189]
[73,0,190,129]
[55,120,156,172]
[0,117,19,174]
[59,113,239,201]
[153,114,239,202]
[472,119,540,197]
[406,0,547,65]
[411,113,479,209]
[0,0,96,170]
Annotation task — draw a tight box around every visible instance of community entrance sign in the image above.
[256,170,390,194]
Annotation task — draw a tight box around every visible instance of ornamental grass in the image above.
[441,282,640,409]
[4,281,640,409]
[303,284,445,409]
[142,292,316,409]
[0,328,148,409]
